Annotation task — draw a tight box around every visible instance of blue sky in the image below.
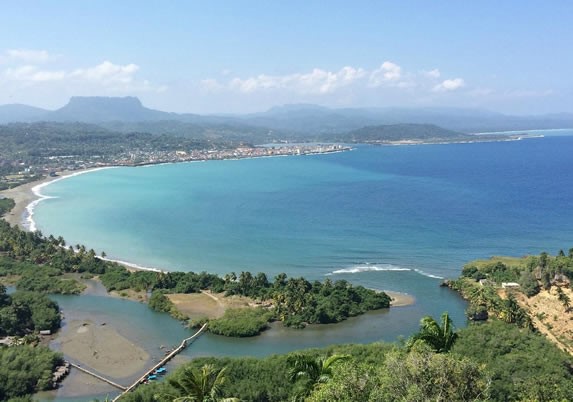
[0,1,571,114]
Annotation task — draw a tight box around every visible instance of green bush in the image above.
[0,345,63,400]
[452,320,573,401]
[0,289,61,336]
[209,308,273,337]
[0,198,15,217]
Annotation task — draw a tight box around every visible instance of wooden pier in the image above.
[69,362,127,391]
[112,323,208,401]
[66,324,207,400]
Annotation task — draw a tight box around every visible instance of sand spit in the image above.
[56,320,150,379]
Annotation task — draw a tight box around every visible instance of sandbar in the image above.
[55,319,149,379]
[385,290,415,307]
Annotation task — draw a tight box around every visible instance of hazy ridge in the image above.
[1,97,572,138]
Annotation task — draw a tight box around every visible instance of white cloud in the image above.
[1,57,166,94]
[369,61,402,86]
[71,61,139,84]
[202,62,466,98]
[433,78,465,92]
[225,66,366,95]
[2,49,52,64]
[200,78,225,92]
[422,68,441,79]
[4,65,65,82]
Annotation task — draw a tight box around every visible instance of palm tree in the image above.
[287,353,350,392]
[165,364,238,402]
[407,312,458,353]
[498,294,520,324]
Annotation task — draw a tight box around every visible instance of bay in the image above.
[35,132,573,282]
[32,130,573,400]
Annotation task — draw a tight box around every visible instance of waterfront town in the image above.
[1,143,350,190]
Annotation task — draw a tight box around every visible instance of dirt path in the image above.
[167,291,257,319]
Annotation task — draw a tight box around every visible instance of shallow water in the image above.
[40,278,464,400]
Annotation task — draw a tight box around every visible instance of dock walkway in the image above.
[112,323,208,401]
[69,362,127,391]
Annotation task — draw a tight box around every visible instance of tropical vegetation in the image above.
[0,198,15,216]
[287,353,350,400]
[0,218,391,336]
[406,312,458,353]
[163,364,239,402]
[445,249,573,327]
[207,308,274,337]
[121,316,573,402]
[0,285,61,336]
[0,345,64,401]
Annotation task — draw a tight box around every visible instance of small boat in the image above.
[147,375,158,381]
[154,367,167,375]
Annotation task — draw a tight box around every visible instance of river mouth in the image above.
[36,276,465,400]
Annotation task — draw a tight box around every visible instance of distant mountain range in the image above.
[1,97,572,139]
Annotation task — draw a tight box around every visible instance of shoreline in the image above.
[0,151,447,287]
[0,146,351,233]
[1,175,57,229]
[0,135,531,234]
[0,167,115,229]
[377,134,536,147]
[384,290,416,307]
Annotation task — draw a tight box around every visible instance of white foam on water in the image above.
[25,167,117,232]
[327,263,444,279]
[329,264,411,275]
[413,268,444,279]
[98,256,165,273]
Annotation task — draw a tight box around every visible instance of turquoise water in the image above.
[33,132,573,321]
[31,129,573,331]
[35,131,573,282]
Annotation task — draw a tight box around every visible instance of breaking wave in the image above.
[327,263,444,279]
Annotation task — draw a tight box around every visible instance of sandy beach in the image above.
[0,168,112,229]
[56,320,150,379]
[0,170,81,228]
[385,290,416,307]
[0,178,49,227]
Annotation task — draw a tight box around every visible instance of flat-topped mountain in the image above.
[50,96,177,122]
